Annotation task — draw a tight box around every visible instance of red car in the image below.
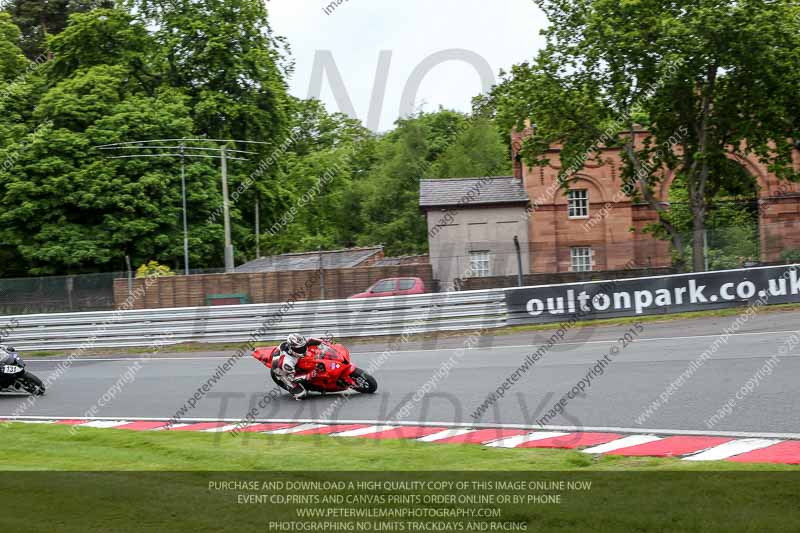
[348,277,426,299]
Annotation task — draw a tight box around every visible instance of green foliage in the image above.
[263,106,510,258]
[0,12,28,80]
[658,175,760,271]
[0,2,291,275]
[430,117,511,179]
[4,0,115,59]
[135,260,174,279]
[780,249,800,264]
[0,3,516,275]
[487,0,800,271]
[138,0,291,142]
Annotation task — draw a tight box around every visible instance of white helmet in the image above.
[286,333,308,356]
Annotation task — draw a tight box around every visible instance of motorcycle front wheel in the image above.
[19,371,45,396]
[349,368,377,394]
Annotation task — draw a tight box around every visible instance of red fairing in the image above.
[253,347,279,369]
[252,342,359,393]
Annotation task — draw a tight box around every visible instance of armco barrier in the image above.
[506,264,800,324]
[1,290,508,351]
[3,265,799,351]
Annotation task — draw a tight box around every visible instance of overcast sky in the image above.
[267,0,548,132]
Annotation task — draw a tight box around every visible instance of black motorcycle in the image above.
[0,346,45,396]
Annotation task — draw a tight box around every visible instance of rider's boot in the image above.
[288,381,307,400]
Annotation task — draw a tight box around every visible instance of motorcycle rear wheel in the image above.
[350,368,378,394]
[19,371,45,396]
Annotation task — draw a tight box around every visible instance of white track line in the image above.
[154,424,190,430]
[485,431,570,449]
[332,425,397,437]
[26,327,800,363]
[265,423,326,435]
[204,424,244,433]
[683,439,781,461]
[417,429,476,442]
[79,420,132,429]
[582,435,662,454]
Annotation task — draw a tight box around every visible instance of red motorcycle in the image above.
[253,340,378,397]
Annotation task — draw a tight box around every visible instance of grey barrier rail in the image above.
[0,290,509,351]
[2,264,798,351]
[505,263,800,325]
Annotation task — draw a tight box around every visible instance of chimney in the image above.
[511,119,535,183]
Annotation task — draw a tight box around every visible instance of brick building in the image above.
[510,128,800,273]
[420,177,530,291]
[421,130,800,286]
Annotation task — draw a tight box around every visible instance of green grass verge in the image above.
[2,424,799,532]
[3,423,798,471]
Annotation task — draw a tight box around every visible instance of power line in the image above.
[96,138,258,274]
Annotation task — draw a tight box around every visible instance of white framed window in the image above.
[469,251,491,277]
[568,189,589,218]
[570,247,593,272]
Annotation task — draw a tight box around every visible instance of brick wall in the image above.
[512,128,800,273]
[113,264,434,310]
[459,267,676,291]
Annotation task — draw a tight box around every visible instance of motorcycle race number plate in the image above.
[2,365,22,374]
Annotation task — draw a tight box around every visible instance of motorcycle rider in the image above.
[274,333,325,400]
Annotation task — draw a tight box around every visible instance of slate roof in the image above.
[419,176,529,209]
[235,246,383,273]
[372,255,428,267]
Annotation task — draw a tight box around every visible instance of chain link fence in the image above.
[0,268,225,315]
[0,220,798,315]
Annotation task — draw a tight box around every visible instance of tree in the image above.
[262,98,376,254]
[489,0,800,271]
[0,12,27,81]
[353,111,468,255]
[4,0,114,59]
[430,117,511,179]
[0,3,299,274]
[0,82,223,274]
[135,0,291,142]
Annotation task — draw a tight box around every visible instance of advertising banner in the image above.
[505,264,800,324]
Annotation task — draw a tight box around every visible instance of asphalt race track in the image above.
[3,309,799,435]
